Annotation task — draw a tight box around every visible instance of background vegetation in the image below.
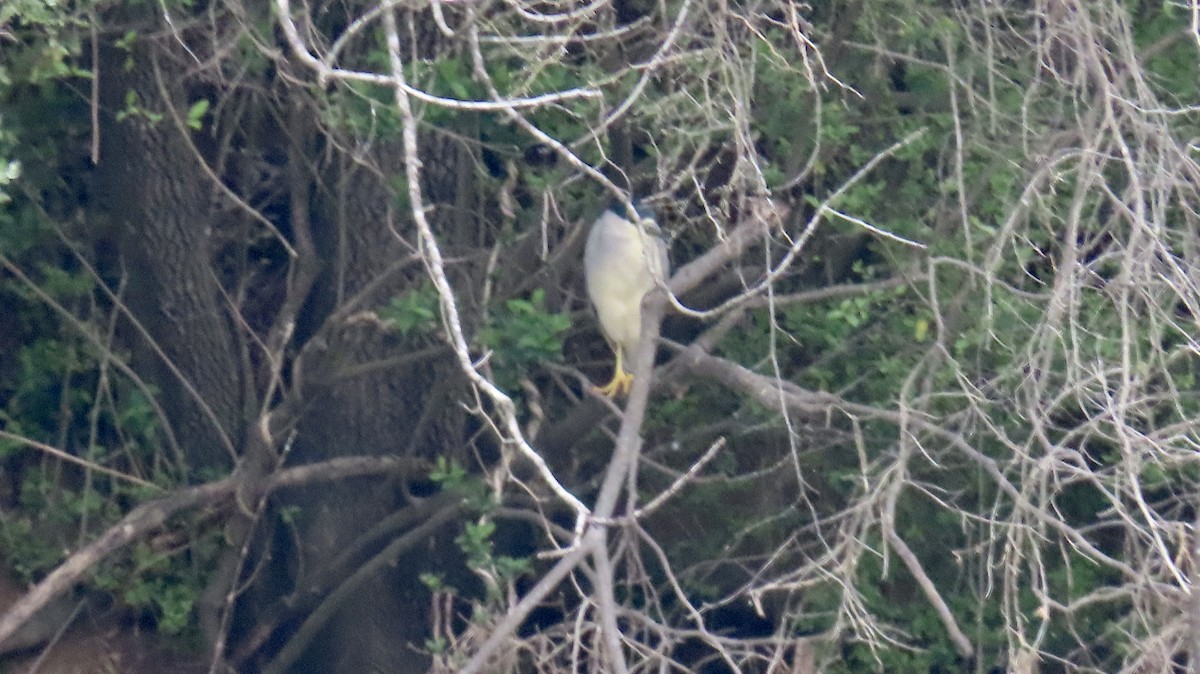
[0,0,1198,672]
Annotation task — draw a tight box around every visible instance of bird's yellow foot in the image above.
[595,368,635,398]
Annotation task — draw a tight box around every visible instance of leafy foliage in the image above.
[477,289,571,391]
[0,3,216,641]
[383,283,441,337]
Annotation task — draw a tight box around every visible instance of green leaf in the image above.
[383,284,440,337]
[187,99,209,130]
[476,288,570,390]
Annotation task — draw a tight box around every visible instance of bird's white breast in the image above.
[584,210,668,352]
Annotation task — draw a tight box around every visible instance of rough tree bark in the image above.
[93,40,244,474]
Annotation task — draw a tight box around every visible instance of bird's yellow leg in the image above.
[596,346,635,397]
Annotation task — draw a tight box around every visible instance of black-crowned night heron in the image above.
[584,202,669,397]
